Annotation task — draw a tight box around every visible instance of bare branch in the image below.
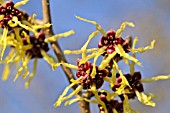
[41,0,91,113]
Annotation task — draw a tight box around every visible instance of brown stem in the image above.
[41,0,91,113]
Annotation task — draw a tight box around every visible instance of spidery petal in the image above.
[45,30,75,42]
[135,91,156,107]
[75,16,106,36]
[14,0,29,8]
[115,22,135,38]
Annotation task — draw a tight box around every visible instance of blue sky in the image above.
[0,0,170,113]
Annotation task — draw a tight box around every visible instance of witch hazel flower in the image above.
[52,31,109,108]
[0,30,51,88]
[76,59,109,89]
[22,30,74,88]
[52,59,109,107]
[0,0,52,60]
[23,32,49,58]
[0,0,25,29]
[98,91,123,113]
[0,15,75,88]
[112,72,144,101]
[98,30,131,55]
[117,37,170,107]
[97,90,139,113]
[52,16,170,113]
[74,16,142,71]
[98,30,132,70]
[52,16,138,111]
[0,0,28,59]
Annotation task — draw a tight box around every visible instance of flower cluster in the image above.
[0,0,74,88]
[23,32,49,58]
[112,72,144,101]
[76,59,109,89]
[0,1,22,29]
[1,1,170,112]
[0,0,28,60]
[98,92,123,113]
[98,30,130,55]
[53,16,170,113]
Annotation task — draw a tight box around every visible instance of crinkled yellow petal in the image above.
[12,55,21,63]
[62,63,78,70]
[0,0,5,5]
[27,14,40,25]
[81,31,98,59]
[91,84,108,113]
[132,37,138,51]
[11,17,38,36]
[0,28,8,60]
[8,20,18,27]
[53,78,81,107]
[22,65,29,79]
[111,85,124,99]
[41,49,56,66]
[14,60,24,81]
[114,60,130,88]
[123,95,132,113]
[65,97,98,106]
[104,76,112,83]
[111,64,116,87]
[31,13,37,19]
[52,63,61,71]
[115,22,135,38]
[131,40,155,53]
[75,16,106,36]
[141,75,170,83]
[21,20,34,28]
[22,30,30,44]
[45,30,75,42]
[22,20,51,30]
[7,31,15,40]
[6,37,17,47]
[79,47,106,65]
[130,37,138,75]
[1,48,16,64]
[111,61,131,98]
[115,44,142,66]
[135,91,156,107]
[0,16,4,22]
[90,49,103,78]
[98,51,117,70]
[65,98,81,106]
[122,89,132,94]
[6,53,16,63]
[52,62,78,71]
[70,78,81,84]
[64,48,98,55]
[75,15,96,24]
[54,83,75,107]
[14,28,23,43]
[2,64,10,81]
[33,23,51,30]
[61,85,83,105]
[22,44,33,51]
[113,109,118,113]
[25,58,38,89]
[22,55,32,79]
[14,55,31,81]
[123,58,129,65]
[14,0,29,8]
